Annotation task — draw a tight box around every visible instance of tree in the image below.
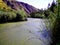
[50,0,56,12]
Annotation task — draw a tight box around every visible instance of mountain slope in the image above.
[3,0,39,14]
[16,2,39,14]
[0,0,12,11]
[0,0,39,23]
[0,0,27,23]
[2,0,25,11]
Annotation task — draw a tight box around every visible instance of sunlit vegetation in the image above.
[0,9,27,23]
[0,0,27,23]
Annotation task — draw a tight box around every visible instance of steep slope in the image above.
[16,2,39,14]
[0,0,27,23]
[0,0,12,11]
[2,0,28,16]
[3,0,39,14]
[2,0,25,11]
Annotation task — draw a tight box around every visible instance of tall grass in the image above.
[46,0,60,45]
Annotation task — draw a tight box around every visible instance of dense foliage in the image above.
[45,0,60,45]
[0,8,27,23]
[0,0,27,23]
[30,10,45,18]
[30,12,45,18]
[52,0,60,45]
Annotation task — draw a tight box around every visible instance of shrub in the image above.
[0,10,16,23]
[30,12,45,18]
[45,1,60,45]
[0,9,27,23]
[15,10,27,21]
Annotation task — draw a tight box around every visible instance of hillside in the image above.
[0,0,27,23]
[3,0,39,14]
[16,2,39,14]
[0,0,40,23]
[0,0,12,11]
[3,0,24,11]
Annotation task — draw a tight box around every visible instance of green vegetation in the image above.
[45,0,60,45]
[30,10,45,18]
[0,0,27,23]
[0,9,27,23]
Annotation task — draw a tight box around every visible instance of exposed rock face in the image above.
[2,0,39,14]
[2,0,23,10]
[17,2,39,14]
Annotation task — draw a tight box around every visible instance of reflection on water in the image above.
[26,18,52,45]
[0,18,52,45]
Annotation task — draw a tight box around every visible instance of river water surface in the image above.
[0,18,52,45]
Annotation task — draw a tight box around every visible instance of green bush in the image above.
[15,10,27,21]
[30,12,45,18]
[45,0,60,45]
[0,9,27,23]
[0,11,16,22]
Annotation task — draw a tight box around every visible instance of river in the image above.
[0,18,52,45]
